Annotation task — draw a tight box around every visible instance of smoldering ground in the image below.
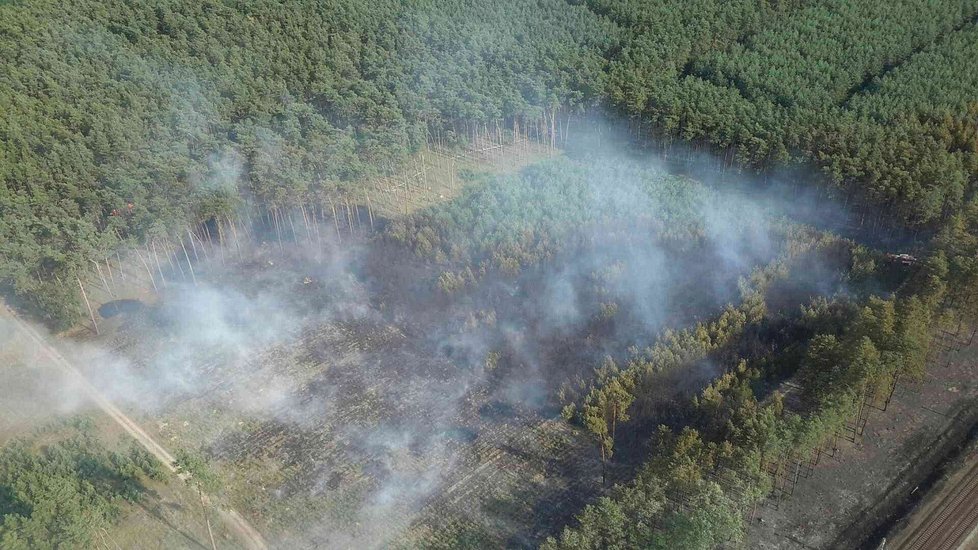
[0,139,858,548]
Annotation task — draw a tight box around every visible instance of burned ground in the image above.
[72,208,808,547]
[49,148,872,548]
[748,334,978,549]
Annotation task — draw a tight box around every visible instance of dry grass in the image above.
[356,139,556,219]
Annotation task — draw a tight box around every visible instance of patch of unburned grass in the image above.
[353,140,555,219]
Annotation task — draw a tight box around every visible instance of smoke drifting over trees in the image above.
[3,0,978,548]
[2,136,859,547]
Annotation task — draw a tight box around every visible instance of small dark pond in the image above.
[98,299,145,318]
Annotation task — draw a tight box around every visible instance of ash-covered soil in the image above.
[75,216,791,547]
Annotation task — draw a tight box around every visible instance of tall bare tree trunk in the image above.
[105,258,115,288]
[215,221,226,265]
[150,243,167,288]
[93,260,113,297]
[116,252,126,281]
[225,215,241,256]
[192,230,209,262]
[77,277,98,335]
[287,209,298,242]
[328,199,341,241]
[299,204,311,243]
[345,201,354,234]
[272,208,284,249]
[550,108,557,151]
[364,191,375,229]
[134,249,157,292]
[180,238,197,286]
[162,238,180,277]
[187,229,200,262]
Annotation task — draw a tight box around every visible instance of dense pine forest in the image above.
[0,0,614,323]
[3,0,978,548]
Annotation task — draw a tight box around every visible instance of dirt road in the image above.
[5,312,269,550]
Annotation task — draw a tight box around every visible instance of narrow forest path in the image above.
[3,309,269,550]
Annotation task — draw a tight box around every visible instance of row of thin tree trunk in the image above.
[73,113,567,334]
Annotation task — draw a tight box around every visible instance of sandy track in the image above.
[5,312,269,550]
